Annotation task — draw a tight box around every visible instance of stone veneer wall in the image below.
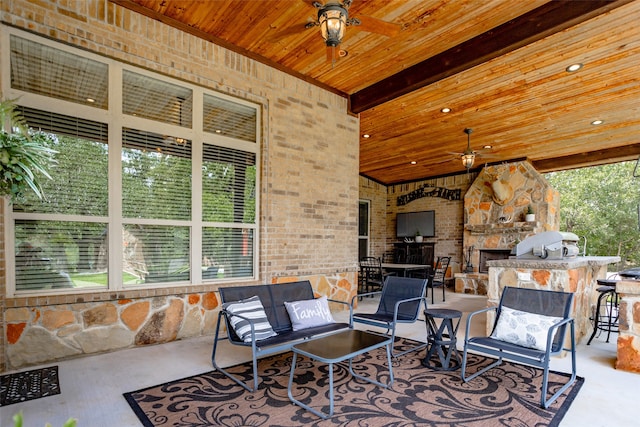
[457,161,559,294]
[385,174,476,272]
[0,0,358,371]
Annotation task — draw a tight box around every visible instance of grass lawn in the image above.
[70,271,140,287]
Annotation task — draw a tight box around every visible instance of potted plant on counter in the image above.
[414,229,423,243]
[0,95,56,203]
[525,205,535,222]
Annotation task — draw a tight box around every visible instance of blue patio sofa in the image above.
[211,280,351,391]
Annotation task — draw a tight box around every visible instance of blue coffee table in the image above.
[287,329,394,419]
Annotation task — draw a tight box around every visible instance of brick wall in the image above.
[386,174,475,272]
[0,0,358,371]
[359,176,388,259]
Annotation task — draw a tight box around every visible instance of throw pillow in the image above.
[223,295,277,343]
[284,296,336,331]
[491,306,562,351]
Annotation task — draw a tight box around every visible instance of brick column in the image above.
[616,280,640,373]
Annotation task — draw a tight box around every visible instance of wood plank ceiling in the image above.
[112,0,640,185]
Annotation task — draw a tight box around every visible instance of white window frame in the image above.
[1,26,261,297]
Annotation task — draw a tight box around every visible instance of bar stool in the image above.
[587,280,619,345]
[422,308,462,370]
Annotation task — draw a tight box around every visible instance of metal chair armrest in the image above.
[393,296,428,321]
[464,306,497,342]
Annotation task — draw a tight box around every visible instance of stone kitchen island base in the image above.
[616,279,640,373]
[486,256,620,344]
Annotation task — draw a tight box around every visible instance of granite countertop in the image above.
[487,256,620,269]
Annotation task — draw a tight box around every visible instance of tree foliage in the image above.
[0,96,56,202]
[545,161,640,269]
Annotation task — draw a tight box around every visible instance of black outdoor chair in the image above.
[351,275,429,357]
[461,286,577,408]
[429,256,450,304]
[359,256,394,295]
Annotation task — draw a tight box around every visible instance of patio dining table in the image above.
[382,262,431,278]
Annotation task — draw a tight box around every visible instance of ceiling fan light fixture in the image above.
[318,4,348,47]
[461,127,475,170]
[461,153,475,169]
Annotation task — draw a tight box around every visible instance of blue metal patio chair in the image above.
[461,286,577,408]
[350,275,429,357]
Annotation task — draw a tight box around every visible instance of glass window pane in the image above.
[202,145,256,223]
[359,201,369,236]
[358,238,368,260]
[123,224,190,285]
[10,35,109,109]
[123,70,193,127]
[122,128,192,220]
[202,227,253,279]
[15,220,108,292]
[13,108,109,216]
[203,94,257,142]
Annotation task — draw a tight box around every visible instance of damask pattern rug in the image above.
[124,338,583,427]
[0,366,60,406]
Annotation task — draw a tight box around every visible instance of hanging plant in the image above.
[0,96,56,203]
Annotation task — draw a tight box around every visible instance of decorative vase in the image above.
[525,213,535,222]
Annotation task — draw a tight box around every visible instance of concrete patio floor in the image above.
[0,289,636,426]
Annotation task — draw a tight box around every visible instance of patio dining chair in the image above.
[429,256,450,304]
[461,286,577,408]
[359,256,395,295]
[350,275,429,357]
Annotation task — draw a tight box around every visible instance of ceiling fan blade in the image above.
[355,15,401,37]
[327,45,334,62]
[266,22,313,43]
[301,0,322,7]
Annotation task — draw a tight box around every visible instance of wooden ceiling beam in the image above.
[531,143,640,172]
[349,0,633,114]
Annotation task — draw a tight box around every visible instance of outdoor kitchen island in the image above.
[486,256,620,344]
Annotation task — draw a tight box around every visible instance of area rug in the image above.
[124,338,583,426]
[0,366,60,406]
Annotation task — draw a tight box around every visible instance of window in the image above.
[358,200,370,260]
[202,145,256,278]
[4,29,260,296]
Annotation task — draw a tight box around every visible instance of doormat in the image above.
[0,366,60,406]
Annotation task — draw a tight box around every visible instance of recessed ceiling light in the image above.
[591,119,604,125]
[410,161,417,165]
[363,134,370,138]
[86,98,95,103]
[483,145,493,149]
[441,107,451,113]
[566,63,583,72]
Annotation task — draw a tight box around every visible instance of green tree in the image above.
[545,161,640,269]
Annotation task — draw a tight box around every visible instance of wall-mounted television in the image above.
[396,211,435,238]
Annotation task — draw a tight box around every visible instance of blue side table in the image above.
[423,308,462,371]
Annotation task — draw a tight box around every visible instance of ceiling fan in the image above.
[450,128,496,171]
[271,0,401,63]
